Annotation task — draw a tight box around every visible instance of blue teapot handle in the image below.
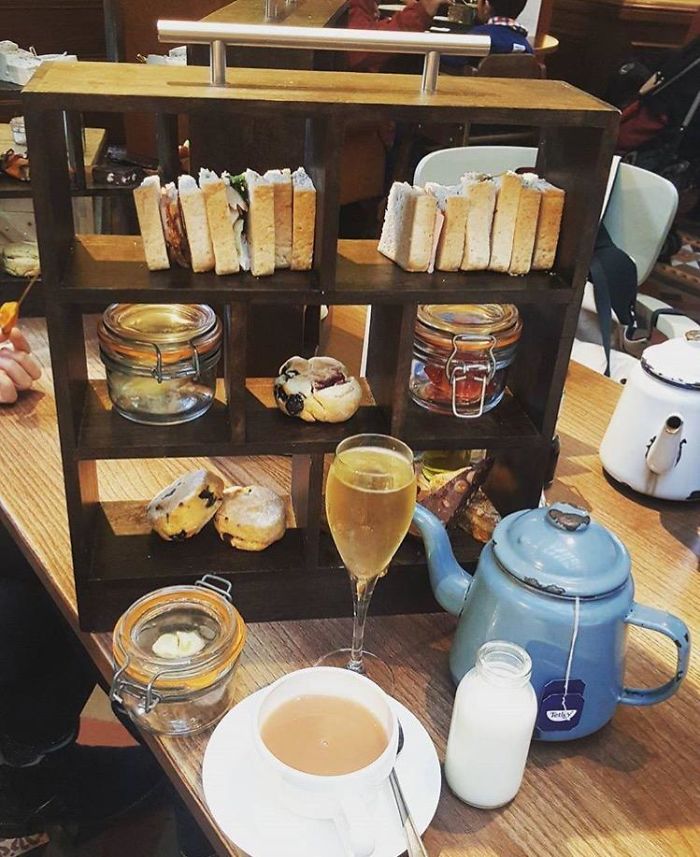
[619,602,691,706]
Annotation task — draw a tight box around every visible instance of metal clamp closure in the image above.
[149,340,202,384]
[445,333,496,419]
[196,574,233,603]
[110,657,163,714]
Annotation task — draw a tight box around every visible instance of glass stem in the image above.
[348,574,381,673]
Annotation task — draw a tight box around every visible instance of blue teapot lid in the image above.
[492,502,630,598]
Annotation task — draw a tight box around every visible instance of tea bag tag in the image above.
[536,679,586,733]
[536,595,584,734]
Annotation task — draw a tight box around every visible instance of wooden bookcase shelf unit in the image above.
[22,62,618,631]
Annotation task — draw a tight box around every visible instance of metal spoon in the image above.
[389,722,429,857]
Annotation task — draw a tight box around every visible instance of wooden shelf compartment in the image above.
[75,376,541,460]
[58,235,321,305]
[57,236,575,306]
[75,502,483,630]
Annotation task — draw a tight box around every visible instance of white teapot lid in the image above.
[642,330,700,390]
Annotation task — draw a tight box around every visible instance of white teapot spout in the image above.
[646,414,684,475]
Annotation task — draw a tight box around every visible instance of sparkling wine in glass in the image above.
[316,434,416,688]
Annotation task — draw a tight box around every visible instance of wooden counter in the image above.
[0,317,698,856]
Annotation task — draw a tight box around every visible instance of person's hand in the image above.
[419,0,443,16]
[0,327,42,404]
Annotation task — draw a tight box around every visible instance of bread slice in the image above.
[532,180,566,270]
[133,176,170,271]
[424,182,469,272]
[509,173,542,275]
[378,182,437,273]
[199,168,239,275]
[264,168,293,269]
[488,171,522,273]
[460,172,497,271]
[178,175,215,273]
[245,169,275,277]
[291,167,316,271]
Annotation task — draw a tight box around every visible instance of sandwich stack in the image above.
[133,167,316,277]
[379,172,565,276]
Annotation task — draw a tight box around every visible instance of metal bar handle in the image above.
[157,20,490,94]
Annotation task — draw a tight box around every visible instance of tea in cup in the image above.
[254,666,399,857]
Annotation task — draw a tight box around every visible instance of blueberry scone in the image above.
[274,356,362,423]
[147,469,224,541]
[214,485,286,551]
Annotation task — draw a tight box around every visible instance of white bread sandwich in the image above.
[177,175,215,273]
[488,171,523,273]
[245,169,275,277]
[199,168,239,275]
[424,182,469,272]
[379,182,438,273]
[264,168,293,269]
[532,179,565,270]
[133,176,170,271]
[460,172,497,271]
[509,173,543,275]
[291,167,316,271]
[159,181,190,269]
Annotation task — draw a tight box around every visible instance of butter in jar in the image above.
[410,304,522,419]
[111,576,246,735]
[98,304,222,425]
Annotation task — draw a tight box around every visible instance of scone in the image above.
[274,356,362,423]
[214,485,286,551]
[147,469,224,541]
[2,242,40,277]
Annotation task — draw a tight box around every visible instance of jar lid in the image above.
[641,330,700,390]
[492,502,630,598]
[416,304,522,353]
[112,581,246,693]
[98,304,222,368]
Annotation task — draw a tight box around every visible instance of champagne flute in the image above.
[316,434,416,688]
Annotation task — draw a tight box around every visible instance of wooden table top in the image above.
[0,124,106,167]
[0,317,698,856]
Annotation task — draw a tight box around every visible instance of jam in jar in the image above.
[410,304,522,418]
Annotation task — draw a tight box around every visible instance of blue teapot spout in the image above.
[412,505,473,617]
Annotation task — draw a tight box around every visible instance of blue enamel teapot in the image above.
[413,501,691,741]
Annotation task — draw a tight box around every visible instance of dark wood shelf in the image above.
[58,236,574,306]
[402,393,541,449]
[59,235,320,305]
[76,381,540,460]
[334,242,574,305]
[76,503,458,630]
[27,59,618,629]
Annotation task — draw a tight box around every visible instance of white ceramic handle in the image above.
[335,793,375,857]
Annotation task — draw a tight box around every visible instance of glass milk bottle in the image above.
[445,640,537,809]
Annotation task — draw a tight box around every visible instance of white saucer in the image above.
[202,688,441,857]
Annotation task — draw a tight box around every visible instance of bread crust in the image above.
[178,181,215,273]
[246,170,275,277]
[202,178,239,275]
[291,178,316,271]
[509,183,542,275]
[461,178,496,271]
[488,172,522,273]
[532,184,565,270]
[133,180,170,271]
[265,169,293,269]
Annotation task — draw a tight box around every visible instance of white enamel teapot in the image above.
[600,329,700,500]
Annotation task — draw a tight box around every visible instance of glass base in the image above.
[314,649,394,692]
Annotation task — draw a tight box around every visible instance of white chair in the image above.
[413,146,686,380]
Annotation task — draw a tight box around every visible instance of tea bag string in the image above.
[562,596,581,709]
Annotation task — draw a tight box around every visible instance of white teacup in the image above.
[254,666,399,857]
